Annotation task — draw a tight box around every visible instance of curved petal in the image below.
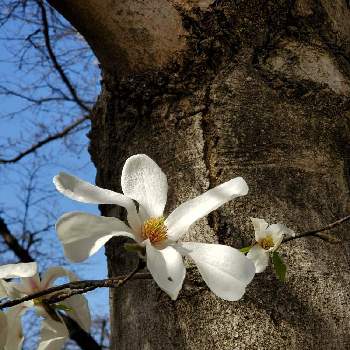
[247,244,269,273]
[40,267,78,290]
[4,302,31,350]
[250,218,269,241]
[0,311,8,349]
[166,177,249,240]
[0,280,6,298]
[146,243,185,300]
[0,262,37,279]
[56,212,136,262]
[37,318,69,350]
[0,281,24,299]
[179,242,255,301]
[64,294,91,332]
[121,154,168,218]
[267,224,295,250]
[53,172,140,231]
[15,274,42,295]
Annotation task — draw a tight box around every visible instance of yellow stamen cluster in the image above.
[141,217,167,244]
[258,235,274,250]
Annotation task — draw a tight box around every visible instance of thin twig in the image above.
[0,116,89,164]
[283,214,350,243]
[0,271,150,310]
[46,261,147,304]
[37,0,90,113]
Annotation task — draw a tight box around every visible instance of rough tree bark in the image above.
[48,1,350,349]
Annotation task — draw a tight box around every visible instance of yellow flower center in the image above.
[141,217,167,244]
[258,235,274,250]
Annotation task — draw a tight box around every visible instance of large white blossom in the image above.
[54,154,255,301]
[0,263,91,350]
[246,217,295,273]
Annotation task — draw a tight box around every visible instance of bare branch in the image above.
[37,0,90,112]
[283,214,350,243]
[0,271,150,310]
[0,116,89,164]
[0,216,33,263]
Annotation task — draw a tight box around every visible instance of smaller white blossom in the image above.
[0,263,91,350]
[246,218,295,273]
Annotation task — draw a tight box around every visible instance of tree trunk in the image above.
[49,1,350,349]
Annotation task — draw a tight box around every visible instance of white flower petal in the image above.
[39,267,91,333]
[40,267,78,290]
[15,274,42,295]
[0,311,8,349]
[247,244,269,273]
[56,212,136,262]
[146,243,185,300]
[166,177,249,240]
[179,242,255,301]
[0,281,6,298]
[121,154,168,218]
[250,218,269,241]
[53,172,140,231]
[4,303,31,350]
[37,318,69,350]
[64,294,91,332]
[267,223,295,250]
[0,262,37,279]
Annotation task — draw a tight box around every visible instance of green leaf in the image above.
[240,246,252,254]
[54,303,73,312]
[271,251,287,282]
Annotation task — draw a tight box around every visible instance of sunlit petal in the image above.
[121,154,168,218]
[146,243,185,300]
[4,302,31,350]
[179,242,255,301]
[250,218,269,241]
[56,212,136,262]
[37,318,69,350]
[64,294,91,332]
[247,245,269,273]
[0,262,37,279]
[53,172,140,231]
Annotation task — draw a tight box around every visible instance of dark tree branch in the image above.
[283,214,350,243]
[0,116,89,164]
[37,0,90,113]
[60,313,101,350]
[0,216,33,263]
[0,272,150,310]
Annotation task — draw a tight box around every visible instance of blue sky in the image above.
[0,13,109,318]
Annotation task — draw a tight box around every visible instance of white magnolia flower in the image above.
[1,264,91,350]
[54,154,255,301]
[247,218,295,273]
[0,262,37,350]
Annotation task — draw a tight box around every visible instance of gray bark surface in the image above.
[49,1,350,349]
